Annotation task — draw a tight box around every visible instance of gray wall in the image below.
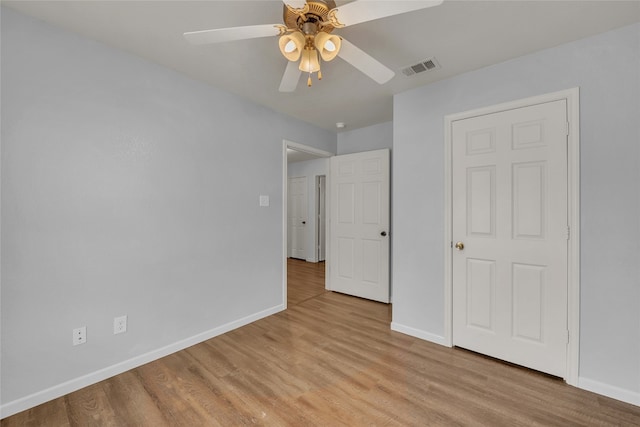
[392,23,639,399]
[1,7,336,407]
[287,158,329,262]
[337,121,393,155]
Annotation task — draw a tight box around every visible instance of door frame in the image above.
[316,175,327,262]
[443,88,580,386]
[282,139,333,308]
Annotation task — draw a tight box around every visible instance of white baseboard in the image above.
[0,304,285,419]
[578,377,640,407]
[390,322,448,347]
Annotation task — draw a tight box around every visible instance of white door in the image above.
[288,176,307,260]
[329,149,390,303]
[452,100,568,377]
[317,175,327,262]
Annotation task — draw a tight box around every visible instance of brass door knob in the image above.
[455,241,464,251]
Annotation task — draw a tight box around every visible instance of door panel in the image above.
[288,176,307,260]
[330,149,390,303]
[513,162,546,239]
[337,183,355,223]
[466,258,495,331]
[337,237,355,279]
[512,263,545,342]
[452,100,568,378]
[467,166,495,237]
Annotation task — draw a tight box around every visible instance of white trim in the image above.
[565,90,580,386]
[391,322,447,346]
[325,169,332,290]
[578,377,640,407]
[443,88,580,386]
[315,175,327,263]
[282,142,289,309]
[0,304,284,419]
[285,140,333,159]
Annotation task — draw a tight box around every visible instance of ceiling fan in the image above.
[184,0,443,92]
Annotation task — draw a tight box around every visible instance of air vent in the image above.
[401,57,441,77]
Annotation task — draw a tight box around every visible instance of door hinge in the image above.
[566,226,570,240]
[565,122,570,136]
[567,330,570,344]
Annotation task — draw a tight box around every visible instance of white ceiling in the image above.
[4,1,639,132]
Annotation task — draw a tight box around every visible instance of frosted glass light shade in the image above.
[315,32,341,62]
[298,48,320,73]
[278,31,305,61]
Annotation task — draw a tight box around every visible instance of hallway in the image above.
[287,258,327,306]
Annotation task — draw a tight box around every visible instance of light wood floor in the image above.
[3,259,640,426]
[287,258,328,307]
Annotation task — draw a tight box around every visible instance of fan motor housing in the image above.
[283,0,337,34]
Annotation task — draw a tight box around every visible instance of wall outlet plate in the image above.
[73,326,86,346]
[114,315,127,334]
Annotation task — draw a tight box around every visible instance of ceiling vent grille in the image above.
[401,57,441,77]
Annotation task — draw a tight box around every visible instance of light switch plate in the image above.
[259,195,270,207]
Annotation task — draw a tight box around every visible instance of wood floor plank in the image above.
[64,382,122,427]
[0,395,72,427]
[3,258,640,426]
[101,370,169,427]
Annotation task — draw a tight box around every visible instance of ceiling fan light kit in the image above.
[184,0,443,92]
[278,1,340,87]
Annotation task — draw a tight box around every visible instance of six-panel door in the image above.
[330,149,390,303]
[452,100,568,377]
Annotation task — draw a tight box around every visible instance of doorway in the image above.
[282,140,333,309]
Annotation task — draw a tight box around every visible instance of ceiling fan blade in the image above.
[279,61,302,92]
[282,0,307,9]
[331,0,443,27]
[184,24,282,45]
[338,38,395,84]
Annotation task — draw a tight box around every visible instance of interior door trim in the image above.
[443,88,580,386]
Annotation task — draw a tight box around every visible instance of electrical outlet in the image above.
[73,326,86,346]
[113,315,127,334]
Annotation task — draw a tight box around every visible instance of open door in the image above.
[329,149,390,303]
